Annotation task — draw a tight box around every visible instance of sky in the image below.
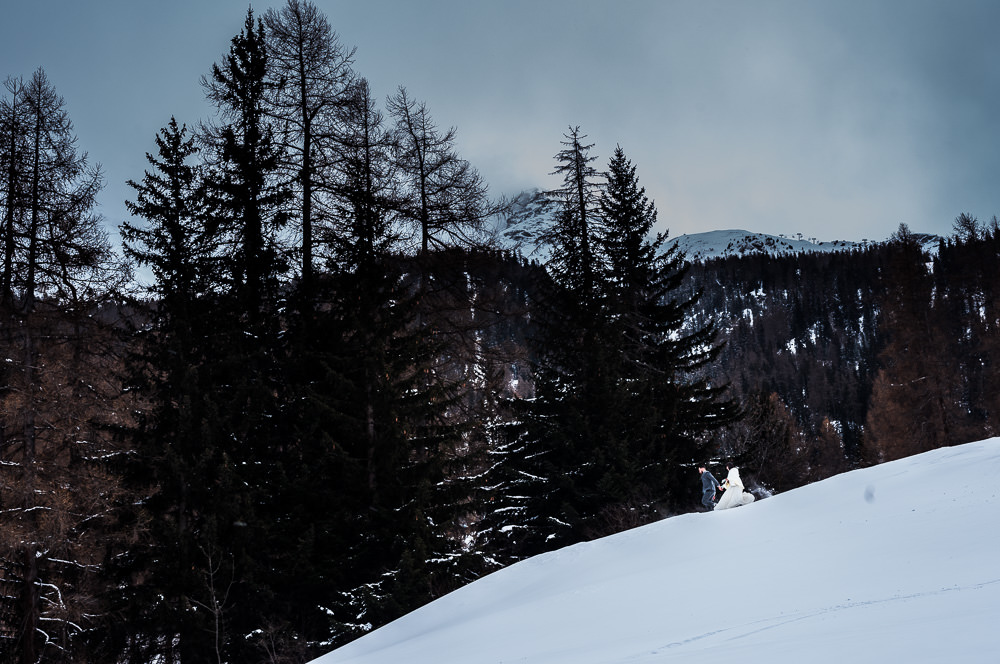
[313,437,1000,663]
[4,0,1000,250]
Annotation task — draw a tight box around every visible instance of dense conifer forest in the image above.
[2,3,1000,662]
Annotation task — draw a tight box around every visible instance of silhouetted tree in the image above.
[116,117,230,663]
[0,76,29,310]
[264,0,355,289]
[598,145,736,511]
[327,77,401,271]
[388,86,497,254]
[543,126,603,302]
[202,7,292,310]
[0,66,128,664]
[481,134,735,559]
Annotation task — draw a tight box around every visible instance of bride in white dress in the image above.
[715,465,755,510]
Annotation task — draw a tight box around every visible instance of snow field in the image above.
[313,438,1000,663]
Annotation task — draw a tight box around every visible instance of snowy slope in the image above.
[311,439,1000,664]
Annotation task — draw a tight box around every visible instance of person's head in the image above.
[698,466,706,474]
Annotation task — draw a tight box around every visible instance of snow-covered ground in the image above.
[311,438,1000,663]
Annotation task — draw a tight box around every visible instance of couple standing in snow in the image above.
[699,464,755,511]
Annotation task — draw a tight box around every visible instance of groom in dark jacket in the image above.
[698,466,721,511]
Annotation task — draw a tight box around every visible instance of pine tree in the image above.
[203,10,311,659]
[600,145,660,304]
[116,11,299,659]
[117,117,228,662]
[502,127,610,550]
[480,133,624,554]
[597,146,737,512]
[543,126,603,301]
[202,7,291,311]
[480,137,739,559]
[123,117,216,305]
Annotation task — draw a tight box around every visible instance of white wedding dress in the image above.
[714,467,755,510]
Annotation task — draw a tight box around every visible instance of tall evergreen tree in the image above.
[202,7,291,311]
[543,126,603,302]
[121,10,298,659]
[123,118,215,303]
[479,131,621,555]
[116,117,228,663]
[597,146,736,510]
[480,136,738,561]
[509,127,610,551]
[600,145,660,304]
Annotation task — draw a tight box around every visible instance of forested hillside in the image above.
[687,219,1000,493]
[3,2,1000,663]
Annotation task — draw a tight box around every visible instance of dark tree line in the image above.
[683,245,887,475]
[0,67,131,664]
[684,218,1000,493]
[864,219,1000,462]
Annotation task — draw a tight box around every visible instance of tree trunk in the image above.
[21,542,39,664]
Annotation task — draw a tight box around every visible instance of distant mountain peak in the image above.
[495,190,942,262]
[671,229,871,261]
[495,189,556,262]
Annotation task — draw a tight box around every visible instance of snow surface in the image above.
[311,438,1000,663]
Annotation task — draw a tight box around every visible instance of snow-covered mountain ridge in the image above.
[671,228,865,261]
[672,228,942,261]
[496,190,942,262]
[311,438,1000,663]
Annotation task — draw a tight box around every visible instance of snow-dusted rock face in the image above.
[494,189,557,263]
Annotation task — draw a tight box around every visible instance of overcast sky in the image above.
[4,0,1000,247]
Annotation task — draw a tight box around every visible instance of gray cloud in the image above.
[3,0,998,245]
